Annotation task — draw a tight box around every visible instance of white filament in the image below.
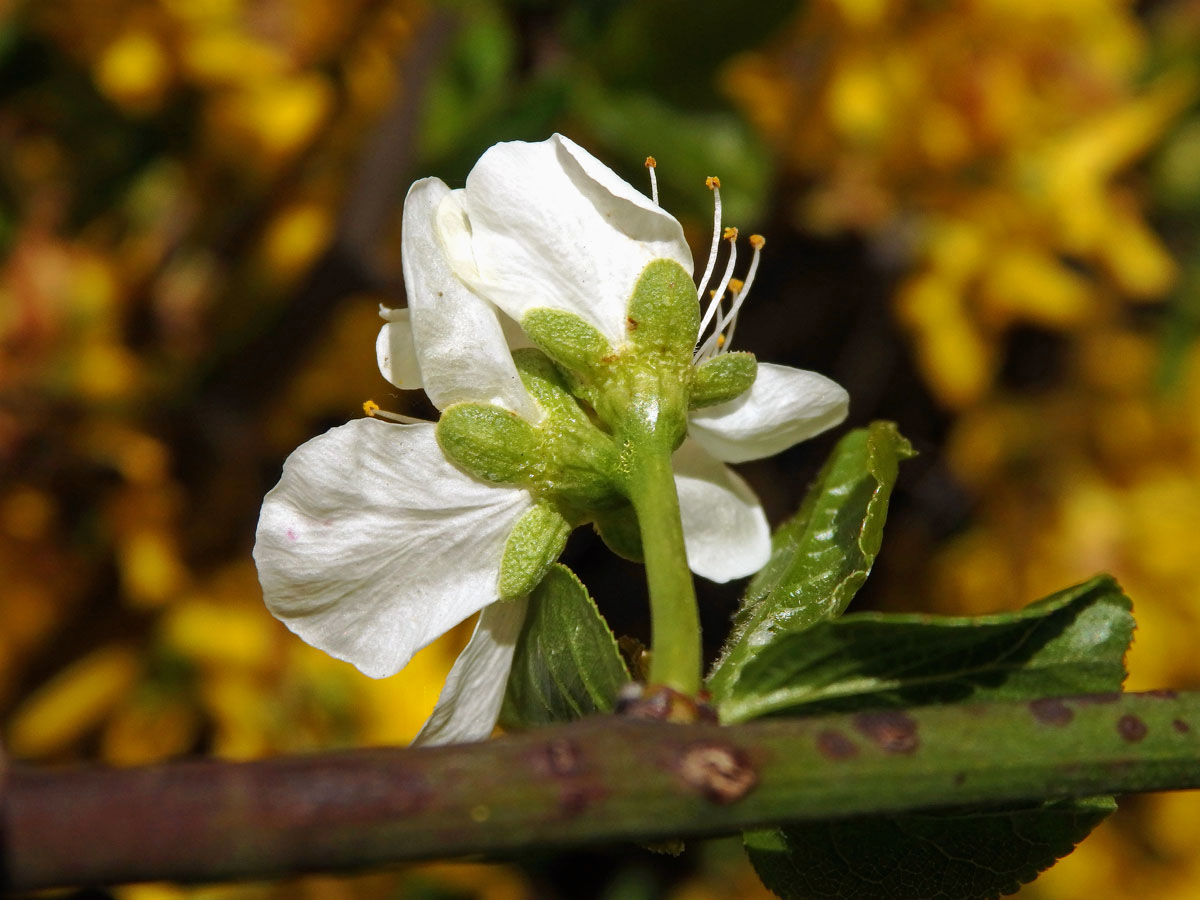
[696,236,738,357]
[367,407,428,425]
[695,182,723,301]
[704,241,762,358]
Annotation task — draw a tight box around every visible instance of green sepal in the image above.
[498,503,572,600]
[512,348,592,426]
[708,421,915,701]
[690,351,757,408]
[436,403,542,485]
[521,308,613,376]
[499,564,631,728]
[517,352,624,512]
[624,258,700,359]
[593,505,643,562]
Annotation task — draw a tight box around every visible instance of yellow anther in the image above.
[363,399,380,417]
[706,175,721,190]
[749,234,766,250]
[729,278,745,295]
[723,226,738,241]
[644,156,657,168]
[717,333,726,348]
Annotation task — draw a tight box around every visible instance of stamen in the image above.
[645,156,658,206]
[363,399,427,425]
[696,227,739,352]
[695,176,723,302]
[704,233,765,358]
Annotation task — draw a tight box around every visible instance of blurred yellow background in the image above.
[4,0,1200,897]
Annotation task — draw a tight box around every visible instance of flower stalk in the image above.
[607,351,703,696]
[625,427,702,696]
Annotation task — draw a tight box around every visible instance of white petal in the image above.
[688,362,850,464]
[412,596,529,746]
[376,307,424,390]
[254,418,533,679]
[402,178,540,421]
[454,134,693,346]
[673,439,770,583]
[498,306,536,351]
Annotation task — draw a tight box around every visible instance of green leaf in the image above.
[719,575,1133,724]
[500,564,630,729]
[708,422,914,701]
[746,798,1116,900]
[740,579,1134,900]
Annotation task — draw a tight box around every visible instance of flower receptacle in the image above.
[438,354,627,516]
[520,259,703,452]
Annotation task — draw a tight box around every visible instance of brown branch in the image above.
[4,691,1200,892]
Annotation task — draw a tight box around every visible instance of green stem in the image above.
[624,427,702,695]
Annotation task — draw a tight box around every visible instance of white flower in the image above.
[255,135,849,746]
[427,133,849,582]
